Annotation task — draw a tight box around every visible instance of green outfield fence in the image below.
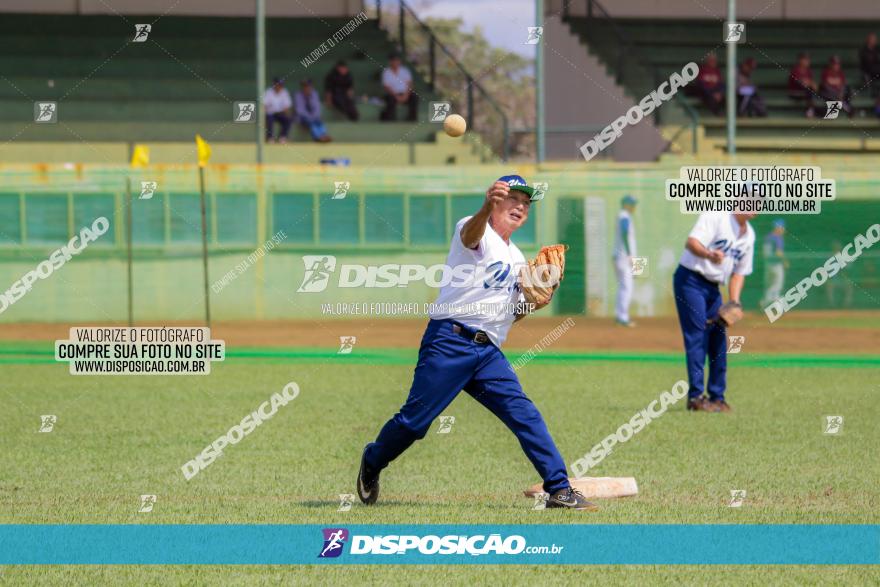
[0,161,877,322]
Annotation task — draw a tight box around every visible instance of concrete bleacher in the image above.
[564,17,880,155]
[0,13,487,165]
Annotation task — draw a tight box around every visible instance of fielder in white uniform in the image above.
[673,211,756,412]
[613,195,638,326]
[760,219,787,307]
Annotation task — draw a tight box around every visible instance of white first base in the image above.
[524,476,638,499]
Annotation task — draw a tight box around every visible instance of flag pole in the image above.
[125,176,134,326]
[127,144,149,326]
[198,166,211,326]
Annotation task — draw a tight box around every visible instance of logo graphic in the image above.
[525,26,544,45]
[338,494,354,512]
[338,336,356,355]
[39,415,57,433]
[332,181,350,199]
[430,102,451,122]
[319,528,349,558]
[297,255,337,293]
[140,181,157,200]
[234,102,256,123]
[724,22,745,43]
[727,335,745,353]
[138,494,157,513]
[728,489,746,508]
[483,261,512,289]
[437,415,455,434]
[133,24,151,42]
[630,256,648,276]
[532,493,548,510]
[34,102,57,123]
[824,101,842,120]
[823,415,843,435]
[532,182,549,201]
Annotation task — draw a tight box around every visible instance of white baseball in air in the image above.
[444,114,467,137]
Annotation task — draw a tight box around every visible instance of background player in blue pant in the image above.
[673,210,756,413]
[357,175,598,511]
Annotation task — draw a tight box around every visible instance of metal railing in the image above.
[573,0,699,153]
[375,0,511,160]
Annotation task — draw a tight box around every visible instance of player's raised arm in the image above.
[460,181,509,249]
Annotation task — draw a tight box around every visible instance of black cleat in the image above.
[357,446,380,505]
[546,487,599,511]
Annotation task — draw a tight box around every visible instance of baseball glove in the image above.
[519,244,568,306]
[712,301,744,327]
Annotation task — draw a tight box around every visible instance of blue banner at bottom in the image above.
[0,525,877,565]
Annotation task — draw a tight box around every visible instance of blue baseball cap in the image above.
[621,194,637,206]
[772,219,786,229]
[497,174,541,201]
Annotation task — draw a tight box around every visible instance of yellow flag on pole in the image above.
[195,134,212,168]
[130,145,149,168]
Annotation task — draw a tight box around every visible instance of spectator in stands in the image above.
[696,53,724,116]
[788,52,818,118]
[820,55,853,117]
[380,53,418,122]
[294,79,332,143]
[325,60,359,121]
[858,32,880,97]
[263,77,293,143]
[736,58,767,117]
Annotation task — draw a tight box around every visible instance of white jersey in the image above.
[613,209,637,258]
[679,212,755,284]
[428,216,527,347]
[263,88,292,115]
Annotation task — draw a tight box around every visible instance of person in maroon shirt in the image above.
[696,53,725,115]
[788,52,818,118]
[820,55,853,117]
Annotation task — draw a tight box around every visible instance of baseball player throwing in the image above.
[357,175,598,511]
[673,209,756,412]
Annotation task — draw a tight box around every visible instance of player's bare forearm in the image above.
[461,181,509,249]
[687,237,724,264]
[460,205,492,249]
[686,237,709,258]
[729,273,745,303]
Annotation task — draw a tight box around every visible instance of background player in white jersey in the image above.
[613,195,638,326]
[356,175,598,511]
[760,219,788,307]
[673,210,756,412]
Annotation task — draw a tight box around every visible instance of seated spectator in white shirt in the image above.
[263,77,293,143]
[380,53,418,122]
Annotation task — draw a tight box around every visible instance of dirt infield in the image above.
[2,311,877,353]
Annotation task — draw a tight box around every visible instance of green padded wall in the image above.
[0,162,876,322]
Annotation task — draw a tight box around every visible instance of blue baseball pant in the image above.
[673,265,728,400]
[363,318,571,494]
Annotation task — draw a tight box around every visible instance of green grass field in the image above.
[1,349,878,584]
